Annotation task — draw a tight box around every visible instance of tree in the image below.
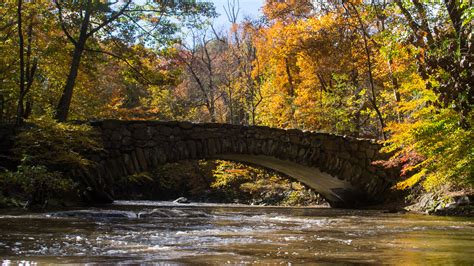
[53,0,215,121]
[394,0,473,128]
[53,0,132,121]
[380,0,474,192]
[341,1,387,140]
[221,0,264,125]
[176,29,227,122]
[170,0,264,125]
[16,0,38,124]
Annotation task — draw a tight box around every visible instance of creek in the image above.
[0,201,473,264]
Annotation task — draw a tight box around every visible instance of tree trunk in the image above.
[364,37,386,140]
[24,96,32,119]
[387,58,401,122]
[55,0,91,122]
[16,0,25,125]
[350,69,363,137]
[0,94,4,122]
[227,86,234,124]
[209,96,216,122]
[55,40,86,121]
[347,2,386,140]
[285,57,295,96]
[23,14,36,120]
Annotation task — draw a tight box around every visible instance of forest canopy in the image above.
[0,0,472,200]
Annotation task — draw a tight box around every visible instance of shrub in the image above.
[211,160,325,205]
[12,116,102,170]
[211,160,253,189]
[384,107,473,192]
[0,164,73,207]
[1,116,102,207]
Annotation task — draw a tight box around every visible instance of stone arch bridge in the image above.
[79,120,398,207]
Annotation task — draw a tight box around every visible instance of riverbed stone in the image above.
[137,208,209,218]
[49,210,137,219]
[173,197,190,203]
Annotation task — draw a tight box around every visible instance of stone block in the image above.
[172,127,181,136]
[221,138,231,153]
[101,120,122,129]
[289,134,300,144]
[187,140,197,158]
[157,126,173,136]
[131,150,142,172]
[122,136,133,147]
[146,148,158,168]
[110,130,122,142]
[195,141,203,157]
[297,147,306,159]
[154,147,167,164]
[176,141,188,159]
[208,138,216,155]
[136,148,148,171]
[123,154,135,175]
[365,148,375,159]
[133,127,152,140]
[337,151,351,160]
[178,121,193,129]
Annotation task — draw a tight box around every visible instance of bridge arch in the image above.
[78,120,396,207]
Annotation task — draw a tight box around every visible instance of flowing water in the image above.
[0,201,473,265]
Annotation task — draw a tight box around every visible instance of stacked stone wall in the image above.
[80,120,397,206]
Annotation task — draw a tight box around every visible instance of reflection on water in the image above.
[0,200,473,264]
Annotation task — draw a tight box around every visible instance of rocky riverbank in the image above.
[406,192,473,217]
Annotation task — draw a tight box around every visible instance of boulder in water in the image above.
[138,208,209,218]
[173,197,190,204]
[48,210,137,219]
[383,208,407,214]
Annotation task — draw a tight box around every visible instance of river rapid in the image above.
[0,201,473,265]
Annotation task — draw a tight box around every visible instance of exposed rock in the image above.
[137,208,209,218]
[173,197,190,204]
[408,193,474,217]
[82,189,114,204]
[49,210,137,219]
[383,208,407,214]
[434,195,473,216]
[452,195,470,206]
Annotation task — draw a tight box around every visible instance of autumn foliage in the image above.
[0,0,472,198]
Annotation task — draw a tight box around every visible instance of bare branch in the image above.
[54,0,77,45]
[86,0,132,38]
[393,0,421,35]
[84,47,154,85]
[224,0,240,24]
